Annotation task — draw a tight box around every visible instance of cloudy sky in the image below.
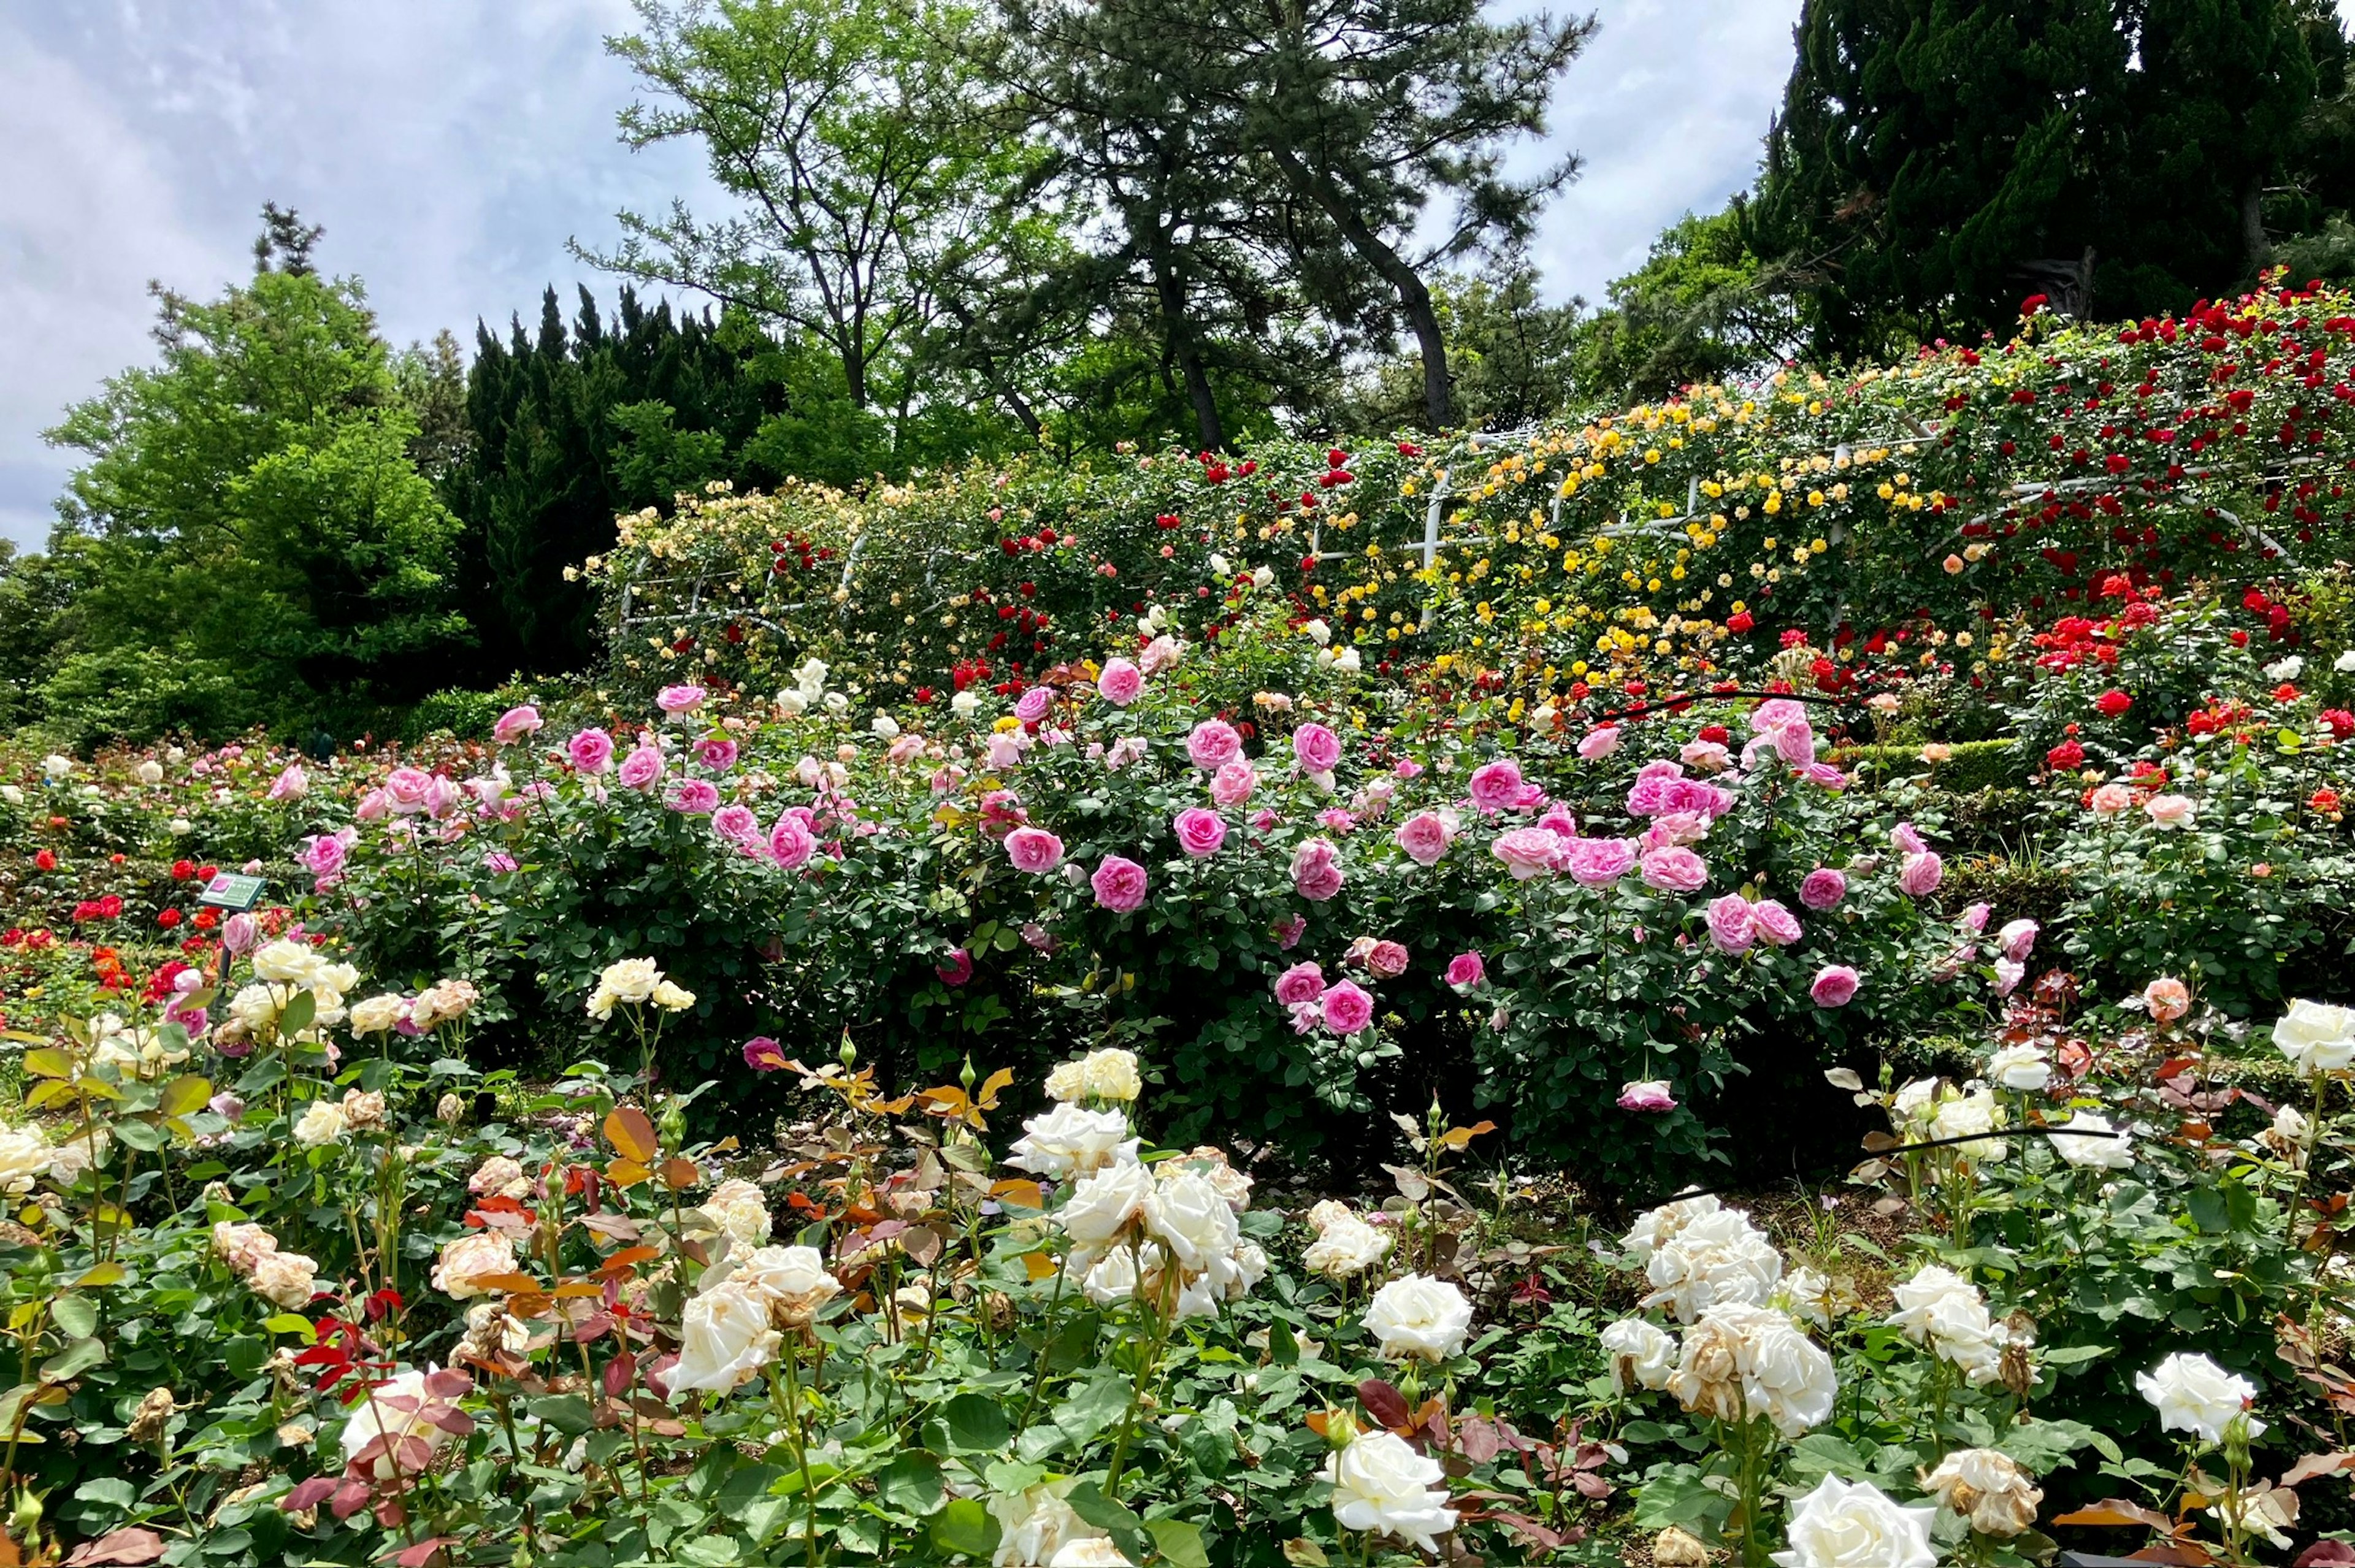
[0,1,1913,549]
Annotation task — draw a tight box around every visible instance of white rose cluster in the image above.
[670,1245,844,1399]
[1886,1265,2031,1385]
[1301,1199,1393,1280]
[1043,1047,1141,1104]
[1666,1302,1838,1438]
[1622,1195,1783,1323]
[587,957,695,1020]
[0,1124,59,1196]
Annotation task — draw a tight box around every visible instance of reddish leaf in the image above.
[2295,1545,2355,1567]
[391,1538,461,1568]
[281,1478,341,1512]
[65,1528,167,1566]
[2281,1453,2355,1487]
[1357,1378,1411,1429]
[2055,1501,2177,1531]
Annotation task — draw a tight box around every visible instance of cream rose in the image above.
[293,1098,350,1147]
[0,1126,52,1195]
[2274,999,2355,1073]
[1145,1168,1240,1272]
[668,1277,781,1397]
[1056,1161,1155,1247]
[1600,1317,1677,1392]
[1303,1214,1392,1280]
[340,1368,457,1481]
[252,939,325,986]
[249,1250,321,1308]
[349,994,410,1036]
[1362,1274,1474,1362]
[1986,1044,2051,1093]
[702,1178,773,1251]
[1640,1206,1783,1323]
[1007,1104,1139,1179]
[1322,1429,1458,1554]
[2050,1111,2134,1169]
[733,1244,841,1328]
[432,1232,518,1299]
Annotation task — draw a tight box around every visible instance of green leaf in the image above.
[277,989,316,1039]
[930,1498,1001,1559]
[2186,1184,2231,1234]
[49,1295,97,1340]
[1147,1518,1210,1568]
[527,1394,596,1436]
[262,1314,317,1342]
[113,1121,163,1153]
[40,1336,107,1382]
[75,1477,137,1511]
[876,1452,944,1515]
[938,1391,1011,1453]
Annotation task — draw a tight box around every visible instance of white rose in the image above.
[340,1368,457,1481]
[1921,1447,2041,1537]
[702,1179,773,1251]
[669,1277,781,1398]
[1322,1429,1458,1554]
[1303,618,1331,646]
[2274,999,2355,1073]
[1621,1195,1721,1266]
[2338,649,2355,674]
[469,1155,530,1199]
[134,760,164,785]
[0,1127,52,1195]
[1250,565,1274,588]
[1738,1304,1840,1436]
[1777,1265,1855,1330]
[950,690,980,717]
[597,958,664,1004]
[1056,1162,1155,1247]
[1641,1207,1783,1323]
[41,754,72,780]
[432,1232,518,1299]
[779,689,810,715]
[733,1244,841,1327]
[1986,1043,2051,1093]
[1075,1048,1140,1102]
[2136,1352,2264,1444]
[2050,1110,2134,1169]
[871,714,901,740]
[1599,1317,1677,1391]
[1146,1169,1241,1274]
[651,980,695,1011]
[348,994,410,1036]
[1891,1077,1940,1125]
[1303,1214,1392,1280]
[1362,1274,1473,1363]
[45,1128,110,1187]
[1929,1088,2007,1160]
[250,1250,321,1309]
[1772,1475,1937,1568]
[2267,656,2304,681]
[0,785,20,805]
[988,1482,1102,1567]
[1007,1105,1136,1180]
[293,1099,350,1148]
[252,939,324,986]
[1077,1242,1148,1306]
[1047,1542,1133,1567]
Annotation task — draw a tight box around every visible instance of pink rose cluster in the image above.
[1273,962,1376,1036]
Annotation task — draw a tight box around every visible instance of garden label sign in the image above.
[198,872,267,911]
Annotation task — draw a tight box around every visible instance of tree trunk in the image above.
[1147,237,1225,451]
[2240,178,2270,275]
[1267,145,1452,429]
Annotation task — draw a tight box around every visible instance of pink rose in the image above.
[1188,719,1243,770]
[1997,919,2039,962]
[1274,915,1307,949]
[1091,855,1149,913]
[1293,723,1341,773]
[1096,659,1144,706]
[568,729,615,774]
[697,738,739,771]
[1617,1079,1677,1112]
[1958,901,1993,933]
[2089,783,2133,814]
[618,746,665,790]
[2144,976,2191,1022]
[1637,846,1708,893]
[1316,808,1356,834]
[1706,894,1756,954]
[1014,686,1055,724]
[1898,851,1944,897]
[1291,837,1344,901]
[1798,868,1847,910]
[2143,793,2197,829]
[887,734,925,766]
[1993,957,2025,996]
[1394,811,1454,866]
[936,947,974,986]
[1468,760,1525,813]
[1752,698,1806,734]
[712,804,762,851]
[1774,722,1817,767]
[1810,966,1859,1008]
[1891,822,1928,855]
[484,852,517,873]
[1492,827,1564,881]
[1211,760,1257,807]
[492,705,543,745]
[266,764,307,801]
[1394,759,1424,779]
[743,1036,787,1072]
[1321,980,1374,1034]
[301,834,346,881]
[656,684,706,714]
[1445,952,1485,990]
[1173,808,1228,857]
[1799,762,1849,792]
[1752,900,1803,946]
[1365,939,1409,979]
[1577,727,1620,759]
[1005,827,1065,873]
[1680,740,1730,772]
[1566,836,1637,888]
[1274,962,1327,1005]
[770,811,816,869]
[385,767,434,813]
[670,779,720,814]
[355,789,388,822]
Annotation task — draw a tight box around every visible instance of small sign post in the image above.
[197,873,267,912]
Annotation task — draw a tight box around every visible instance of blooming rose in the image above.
[989,1483,1111,1568]
[249,1249,321,1309]
[1209,760,1256,807]
[2090,782,2133,814]
[1929,1088,2005,1161]
[1445,952,1485,990]
[1798,868,1848,910]
[1987,1043,2051,1093]
[350,994,410,1036]
[2274,999,2355,1073]
[2143,976,2191,1022]
[567,729,615,774]
[1492,827,1564,880]
[1566,836,1637,887]
[433,1232,518,1299]
[1323,1430,1458,1555]
[1996,919,2039,962]
[1090,855,1149,912]
[1057,1161,1156,1247]
[2050,1110,2134,1169]
[293,1099,349,1147]
[1394,811,1454,866]
[669,1277,782,1397]
[1173,808,1227,857]
[1291,836,1344,901]
[211,1221,279,1272]
[1045,1047,1142,1103]
[1322,980,1374,1034]
[1303,1213,1392,1279]
[1292,722,1342,773]
[1145,1167,1240,1273]
[341,1369,461,1480]
[1095,658,1143,706]
[1274,962,1327,1006]
[1618,1080,1677,1112]
[703,1178,772,1250]
[1363,1274,1473,1361]
[1468,759,1525,813]
[1577,727,1620,759]
[656,683,706,714]
[492,705,542,744]
[469,1155,529,1199]
[1706,895,1756,954]
[1009,1104,1139,1179]
[617,746,665,790]
[1641,1206,1783,1323]
[1600,1317,1677,1391]
[1921,1448,2042,1537]
[1638,846,1707,893]
[734,1244,842,1327]
[1014,686,1055,724]
[1752,900,1803,946]
[1005,827,1066,874]
[2143,793,2197,829]
[2137,1352,2263,1444]
[1186,719,1241,769]
[1772,1476,1936,1568]
[1811,966,1859,1008]
[1897,851,1943,897]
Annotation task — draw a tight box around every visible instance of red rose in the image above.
[2047,740,2086,770]
[33,850,56,873]
[1727,611,1755,634]
[1699,725,1731,745]
[2095,690,2132,717]
[157,909,182,929]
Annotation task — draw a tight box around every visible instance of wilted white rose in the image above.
[1772,1475,1937,1568]
[1921,1447,2042,1537]
[1303,1214,1392,1280]
[249,1250,321,1309]
[1362,1274,1473,1362]
[733,1244,842,1327]
[1321,1429,1458,1555]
